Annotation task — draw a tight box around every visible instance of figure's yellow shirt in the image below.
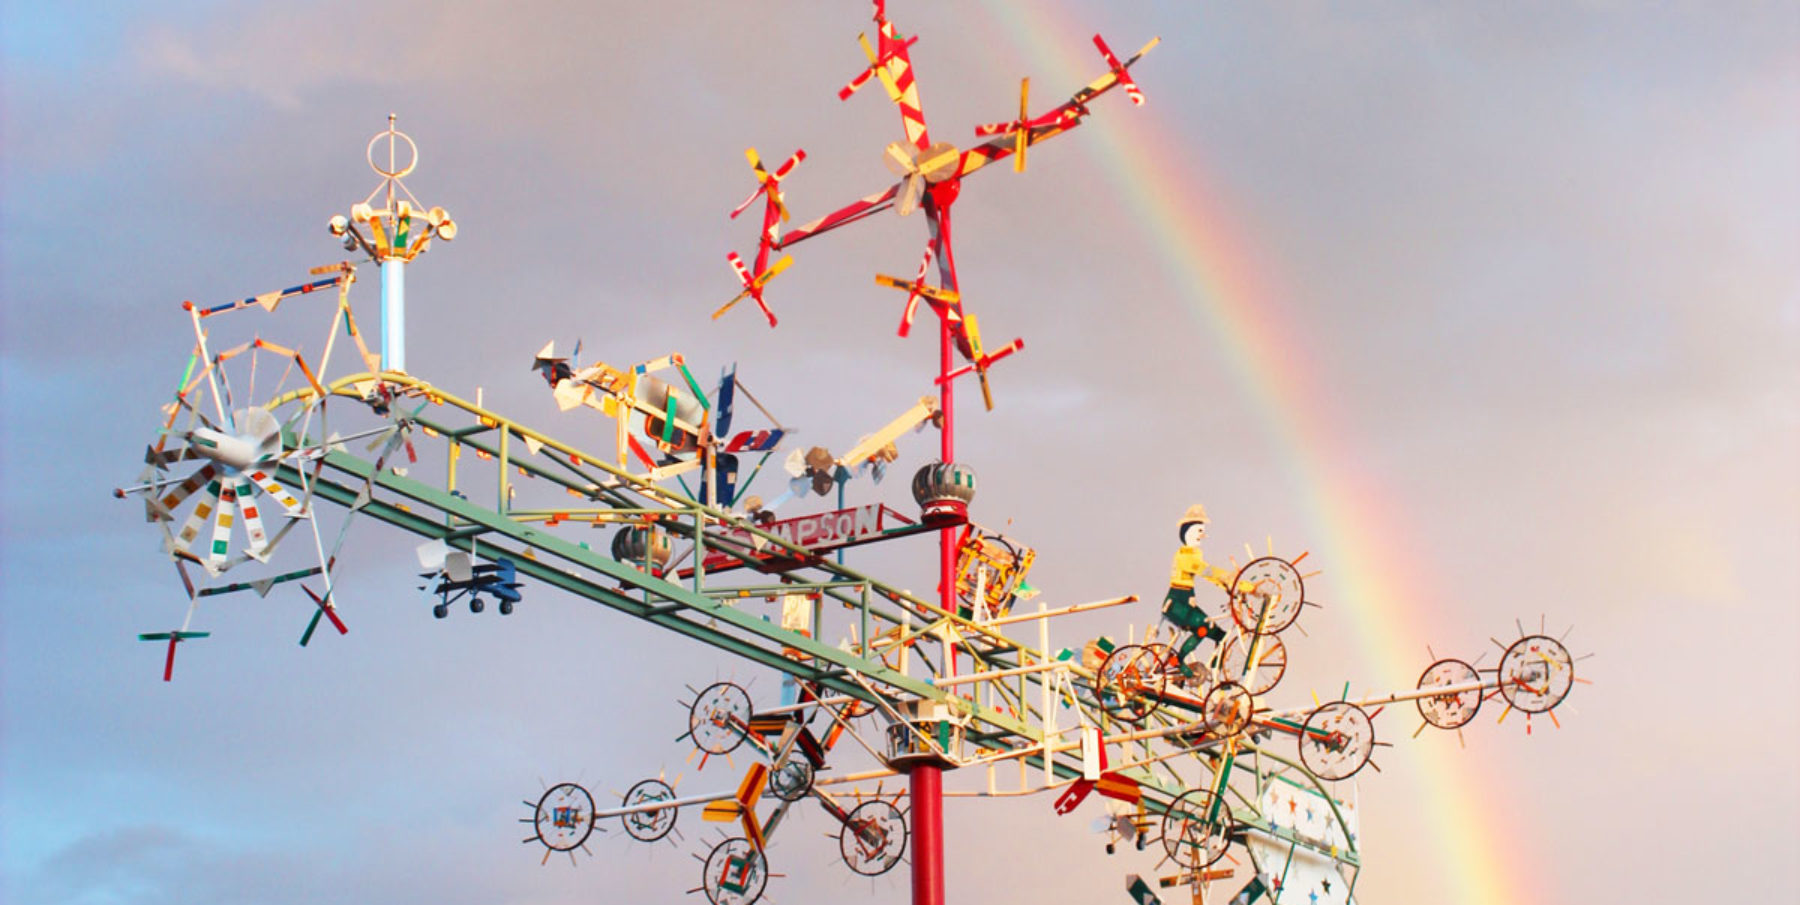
[1169,545,1231,590]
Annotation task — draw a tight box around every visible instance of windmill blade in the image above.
[235,477,272,562]
[171,478,223,559]
[714,366,739,440]
[243,468,307,518]
[207,482,239,572]
[149,462,219,523]
[733,762,771,850]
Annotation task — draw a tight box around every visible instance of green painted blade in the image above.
[299,608,323,646]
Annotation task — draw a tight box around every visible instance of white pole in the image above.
[381,258,406,372]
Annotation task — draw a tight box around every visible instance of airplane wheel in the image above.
[470,599,485,614]
[500,601,514,615]
[432,604,448,619]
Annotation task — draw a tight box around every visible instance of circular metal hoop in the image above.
[1298,701,1375,781]
[1204,681,1254,738]
[768,758,815,803]
[701,837,768,905]
[1416,658,1483,729]
[1162,788,1234,869]
[620,778,678,843]
[688,681,755,755]
[1217,633,1287,695]
[839,799,908,876]
[366,125,419,180]
[533,782,596,852]
[1228,557,1305,635]
[1097,643,1166,724]
[1498,634,1575,714]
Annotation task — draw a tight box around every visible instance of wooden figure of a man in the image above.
[1161,504,1234,668]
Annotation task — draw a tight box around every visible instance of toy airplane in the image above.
[719,146,806,327]
[416,541,523,617]
[531,343,712,480]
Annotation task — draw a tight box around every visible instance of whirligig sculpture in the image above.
[114,4,1587,904]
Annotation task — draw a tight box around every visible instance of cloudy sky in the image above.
[3,2,1796,904]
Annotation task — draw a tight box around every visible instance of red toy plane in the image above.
[719,147,805,328]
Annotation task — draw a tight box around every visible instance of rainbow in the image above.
[975,2,1523,903]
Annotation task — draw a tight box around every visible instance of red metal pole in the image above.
[910,762,946,905]
[915,195,957,905]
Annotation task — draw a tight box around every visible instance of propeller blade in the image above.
[730,148,772,220]
[839,67,875,101]
[730,186,766,220]
[883,142,915,177]
[1093,34,1145,105]
[896,175,924,217]
[757,254,795,286]
[772,149,805,180]
[918,142,961,182]
[1015,77,1030,172]
[727,251,754,287]
[864,34,903,102]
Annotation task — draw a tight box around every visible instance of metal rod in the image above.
[978,594,1139,627]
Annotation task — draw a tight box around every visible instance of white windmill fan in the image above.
[140,404,312,575]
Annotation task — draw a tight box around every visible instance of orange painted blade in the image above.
[736,761,769,811]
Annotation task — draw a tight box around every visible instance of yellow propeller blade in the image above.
[755,255,794,288]
[860,33,903,102]
[1014,78,1030,173]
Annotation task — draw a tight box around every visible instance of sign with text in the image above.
[700,503,916,572]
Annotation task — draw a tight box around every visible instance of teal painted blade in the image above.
[299,608,324,646]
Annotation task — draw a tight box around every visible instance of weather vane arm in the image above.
[773,184,902,250]
[958,34,1160,181]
